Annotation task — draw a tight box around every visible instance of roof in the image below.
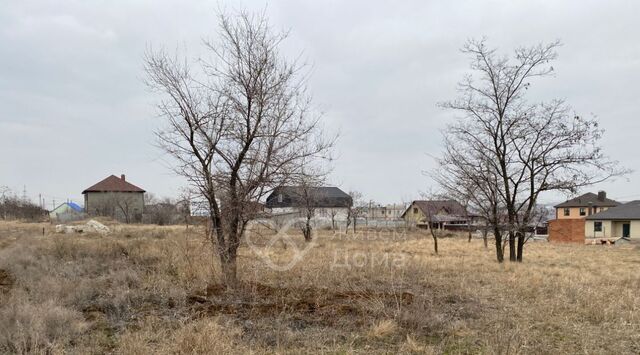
[51,202,84,213]
[586,200,640,220]
[82,175,145,194]
[66,202,83,212]
[265,186,352,208]
[554,192,619,208]
[402,200,468,218]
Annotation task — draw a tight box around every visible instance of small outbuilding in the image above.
[49,202,84,223]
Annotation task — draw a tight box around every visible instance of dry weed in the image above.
[0,221,638,353]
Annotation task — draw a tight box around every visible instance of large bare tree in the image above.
[145,10,333,286]
[435,39,625,262]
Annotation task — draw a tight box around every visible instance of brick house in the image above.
[548,191,619,243]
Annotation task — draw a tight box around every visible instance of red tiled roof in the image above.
[82,175,145,194]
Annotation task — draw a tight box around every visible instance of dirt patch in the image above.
[0,269,13,296]
[187,282,415,323]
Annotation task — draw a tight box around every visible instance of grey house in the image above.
[265,186,352,220]
[585,200,640,239]
[82,174,145,223]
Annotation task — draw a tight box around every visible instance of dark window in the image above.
[413,207,418,214]
[563,208,570,216]
[594,221,602,232]
[579,208,586,216]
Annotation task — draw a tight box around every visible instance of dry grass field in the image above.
[0,220,639,354]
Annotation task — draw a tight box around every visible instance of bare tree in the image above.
[0,187,46,221]
[144,10,333,287]
[418,191,454,255]
[295,176,324,242]
[424,207,440,255]
[435,38,626,262]
[345,191,362,233]
[328,208,338,230]
[0,186,9,220]
[113,194,141,224]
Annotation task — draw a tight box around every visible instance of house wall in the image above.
[402,203,426,223]
[556,207,584,219]
[548,219,585,243]
[584,220,640,239]
[584,220,614,238]
[614,220,640,238]
[270,207,350,220]
[555,206,612,220]
[85,191,144,222]
[267,207,351,230]
[366,205,405,220]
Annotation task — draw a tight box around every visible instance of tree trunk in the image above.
[516,231,524,262]
[467,229,472,243]
[482,229,488,249]
[430,227,439,254]
[353,217,357,233]
[208,211,239,289]
[303,222,312,242]
[433,235,438,254]
[508,231,516,262]
[220,253,238,289]
[494,229,504,263]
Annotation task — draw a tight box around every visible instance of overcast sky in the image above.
[1,0,639,208]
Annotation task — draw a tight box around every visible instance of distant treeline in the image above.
[0,188,47,221]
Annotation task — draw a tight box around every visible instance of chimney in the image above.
[597,191,606,201]
[121,174,126,181]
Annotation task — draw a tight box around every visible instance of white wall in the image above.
[585,220,640,238]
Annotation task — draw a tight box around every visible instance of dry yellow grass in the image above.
[0,220,638,354]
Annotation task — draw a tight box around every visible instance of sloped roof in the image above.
[402,200,468,218]
[554,192,619,208]
[82,175,145,194]
[265,186,352,208]
[66,202,83,212]
[586,200,640,220]
[52,202,84,213]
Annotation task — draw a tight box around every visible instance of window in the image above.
[579,208,586,216]
[277,194,283,203]
[594,221,602,232]
[413,207,418,214]
[563,208,570,216]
